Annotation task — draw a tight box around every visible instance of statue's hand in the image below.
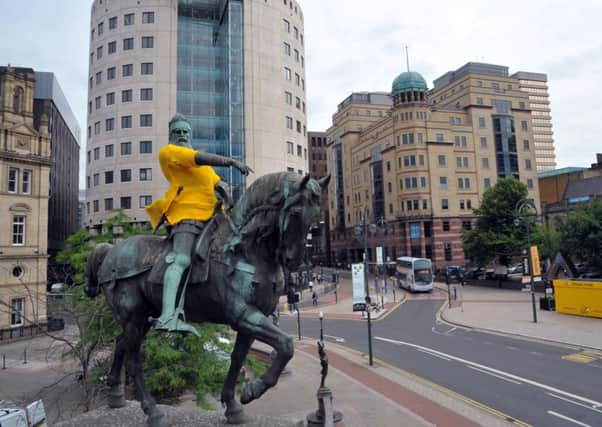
[232,160,253,176]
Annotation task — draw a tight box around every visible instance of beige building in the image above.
[0,66,51,330]
[510,71,556,172]
[86,0,307,229]
[326,63,540,269]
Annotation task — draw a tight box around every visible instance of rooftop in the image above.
[538,167,587,179]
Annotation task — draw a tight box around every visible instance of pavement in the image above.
[437,282,602,350]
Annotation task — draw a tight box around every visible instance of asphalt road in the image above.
[279,295,602,427]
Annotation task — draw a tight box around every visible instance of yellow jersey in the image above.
[145,144,220,229]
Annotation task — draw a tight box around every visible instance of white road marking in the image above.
[547,393,602,414]
[506,346,519,351]
[445,327,457,335]
[375,336,602,408]
[547,410,591,427]
[415,348,452,361]
[466,365,522,385]
[323,334,345,343]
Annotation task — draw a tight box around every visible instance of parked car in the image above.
[466,266,495,280]
[507,263,523,274]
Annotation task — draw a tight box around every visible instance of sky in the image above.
[1,0,601,188]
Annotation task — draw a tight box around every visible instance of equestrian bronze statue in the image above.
[85,169,329,426]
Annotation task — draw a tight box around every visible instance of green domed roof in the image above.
[392,71,427,95]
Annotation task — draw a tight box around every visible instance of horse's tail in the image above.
[84,243,112,298]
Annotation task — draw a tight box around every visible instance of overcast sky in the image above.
[1,0,601,188]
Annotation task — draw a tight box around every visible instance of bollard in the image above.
[296,304,301,341]
[454,286,457,301]
[23,349,27,364]
[381,294,384,310]
[2,354,5,369]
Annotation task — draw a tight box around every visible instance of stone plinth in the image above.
[53,401,302,427]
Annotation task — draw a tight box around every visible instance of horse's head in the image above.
[278,174,330,270]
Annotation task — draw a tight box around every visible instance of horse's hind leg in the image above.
[221,332,253,424]
[234,308,294,405]
[124,321,167,427]
[107,331,127,408]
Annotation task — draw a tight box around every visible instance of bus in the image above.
[396,257,434,292]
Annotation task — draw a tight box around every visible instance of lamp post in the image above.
[359,209,374,366]
[515,198,538,323]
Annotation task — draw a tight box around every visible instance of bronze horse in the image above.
[85,172,328,426]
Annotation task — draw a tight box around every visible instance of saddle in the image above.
[97,213,229,288]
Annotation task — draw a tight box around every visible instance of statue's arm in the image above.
[215,180,234,212]
[194,151,253,176]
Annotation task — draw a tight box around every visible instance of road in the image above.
[278,290,602,427]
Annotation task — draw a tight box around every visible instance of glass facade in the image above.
[493,115,519,179]
[177,0,245,198]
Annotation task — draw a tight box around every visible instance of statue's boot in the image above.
[154,309,201,338]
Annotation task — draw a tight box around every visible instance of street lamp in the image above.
[515,198,538,323]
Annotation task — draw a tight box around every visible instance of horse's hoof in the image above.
[147,412,168,427]
[226,408,251,425]
[107,394,126,409]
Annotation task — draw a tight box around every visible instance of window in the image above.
[295,73,300,86]
[96,46,103,59]
[480,137,487,148]
[443,221,450,231]
[89,76,93,89]
[139,168,152,181]
[94,121,101,135]
[294,49,299,62]
[476,97,483,105]
[142,11,155,24]
[286,116,293,129]
[94,147,100,160]
[95,71,102,84]
[140,140,152,153]
[95,96,101,110]
[436,133,444,142]
[296,120,301,133]
[527,178,533,189]
[519,101,526,109]
[296,96,301,109]
[456,157,462,168]
[121,141,132,155]
[141,62,153,75]
[120,169,132,182]
[294,26,299,39]
[286,141,294,154]
[105,144,114,157]
[458,177,464,189]
[465,178,471,189]
[491,82,500,90]
[106,92,115,105]
[10,298,24,326]
[120,196,131,209]
[94,199,99,213]
[285,91,292,105]
[283,42,291,56]
[521,120,528,131]
[104,198,113,211]
[461,136,467,147]
[105,170,113,184]
[438,155,446,166]
[105,117,114,131]
[467,200,472,210]
[284,67,291,80]
[525,159,532,170]
[460,199,465,210]
[440,176,447,189]
[484,178,491,188]
[93,173,100,186]
[482,157,489,168]
[124,13,135,25]
[121,89,133,102]
[420,176,426,188]
[523,140,530,151]
[123,37,134,50]
[141,36,154,48]
[109,16,117,29]
[108,41,116,54]
[22,170,31,194]
[297,145,302,157]
[140,114,153,127]
[12,216,25,245]
[8,168,18,193]
[479,117,486,128]
[441,199,449,210]
[139,195,153,208]
[122,63,133,76]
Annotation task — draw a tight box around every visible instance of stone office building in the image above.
[326,63,541,269]
[0,66,51,330]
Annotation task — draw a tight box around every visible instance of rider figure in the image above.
[145,114,252,333]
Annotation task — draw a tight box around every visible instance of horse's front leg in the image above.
[221,332,253,424]
[234,308,294,405]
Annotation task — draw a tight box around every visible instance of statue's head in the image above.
[168,114,192,148]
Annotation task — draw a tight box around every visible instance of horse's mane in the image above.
[231,172,301,244]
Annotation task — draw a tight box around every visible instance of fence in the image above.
[0,323,49,342]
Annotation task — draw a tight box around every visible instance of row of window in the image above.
[87,140,153,162]
[285,141,307,159]
[87,168,153,188]
[285,116,306,135]
[92,36,154,64]
[88,114,153,137]
[87,195,152,213]
[92,11,155,40]
[284,91,305,113]
[7,168,32,194]
[282,42,305,68]
[89,88,153,114]
[90,62,154,89]
[283,67,305,91]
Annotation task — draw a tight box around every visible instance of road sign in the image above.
[376,246,384,265]
[352,263,366,312]
[530,246,541,277]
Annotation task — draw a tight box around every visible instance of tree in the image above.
[558,198,602,270]
[463,177,532,265]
